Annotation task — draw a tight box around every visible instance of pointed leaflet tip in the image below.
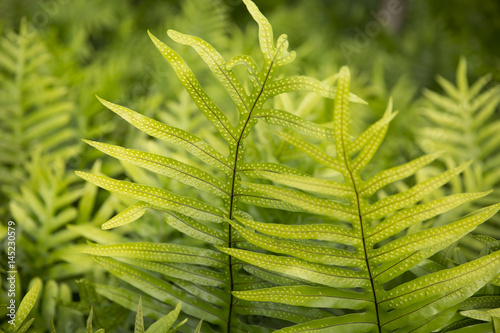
[167,29,181,40]
[10,278,41,332]
[95,95,111,108]
[334,66,352,160]
[348,93,368,104]
[337,67,366,104]
[148,30,165,50]
[457,56,469,94]
[147,30,157,41]
[343,67,366,104]
[82,138,96,147]
[339,66,350,77]
[75,170,86,179]
[135,295,145,333]
[242,0,274,59]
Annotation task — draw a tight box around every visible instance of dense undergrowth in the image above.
[0,0,499,332]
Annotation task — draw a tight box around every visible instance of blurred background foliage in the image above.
[0,0,498,331]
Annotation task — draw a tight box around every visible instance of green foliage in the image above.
[84,299,186,333]
[0,278,40,333]
[0,19,78,215]
[0,0,498,332]
[418,57,500,255]
[219,67,500,332]
[1,153,124,331]
[77,1,367,332]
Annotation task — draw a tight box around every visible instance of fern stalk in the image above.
[76,0,365,331]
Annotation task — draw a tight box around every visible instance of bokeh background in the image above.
[1,0,499,331]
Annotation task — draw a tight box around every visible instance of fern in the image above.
[77,0,363,331]
[8,154,121,276]
[219,67,500,332]
[2,153,123,331]
[0,19,79,217]
[172,0,230,48]
[0,278,40,333]
[419,58,500,191]
[0,19,78,167]
[418,57,500,253]
[83,299,186,333]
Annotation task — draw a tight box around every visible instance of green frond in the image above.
[165,212,228,246]
[83,242,227,268]
[367,191,492,244]
[251,108,335,140]
[236,187,304,212]
[274,313,377,333]
[347,101,397,156]
[95,96,232,172]
[148,31,237,142]
[8,279,41,333]
[226,65,500,332]
[86,307,94,333]
[227,218,363,267]
[3,155,117,331]
[83,140,229,197]
[275,131,346,173]
[241,0,272,54]
[256,171,354,197]
[234,285,372,309]
[234,299,332,326]
[101,202,152,230]
[80,6,366,331]
[360,152,442,196]
[145,302,185,333]
[238,162,306,177]
[92,283,173,320]
[68,1,500,332]
[370,203,500,264]
[87,288,187,333]
[93,257,225,325]
[233,215,360,244]
[262,75,366,103]
[243,182,356,220]
[135,297,144,333]
[218,247,370,289]
[0,19,78,209]
[350,100,395,173]
[166,29,250,116]
[75,171,225,222]
[380,251,500,331]
[417,57,500,254]
[364,161,472,220]
[461,308,500,322]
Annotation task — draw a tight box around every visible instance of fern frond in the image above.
[78,1,368,331]
[86,295,187,333]
[226,66,500,332]
[418,57,500,254]
[6,279,40,333]
[0,19,78,212]
[3,154,122,331]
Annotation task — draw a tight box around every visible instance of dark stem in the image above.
[225,61,274,333]
[344,160,382,332]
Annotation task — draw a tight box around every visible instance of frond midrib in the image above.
[225,58,275,332]
[344,154,382,332]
